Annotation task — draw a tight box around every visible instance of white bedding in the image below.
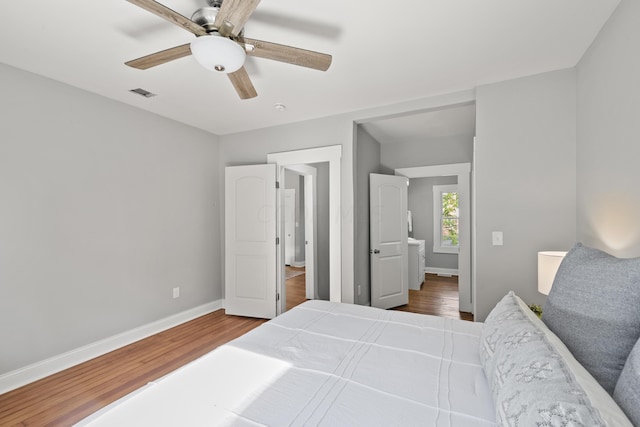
[77,300,495,426]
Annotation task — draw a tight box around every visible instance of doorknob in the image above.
[370,249,380,254]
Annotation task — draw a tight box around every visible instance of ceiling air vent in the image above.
[129,88,156,98]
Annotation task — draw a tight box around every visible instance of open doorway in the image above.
[408,176,459,290]
[393,172,473,320]
[283,165,323,311]
[283,172,307,311]
[395,163,472,314]
[268,145,342,315]
[356,101,475,319]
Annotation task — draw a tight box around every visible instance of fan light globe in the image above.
[190,34,246,73]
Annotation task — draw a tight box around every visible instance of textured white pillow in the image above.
[480,292,632,426]
[515,295,632,426]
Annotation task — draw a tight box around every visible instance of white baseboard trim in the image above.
[291,261,306,268]
[0,299,224,395]
[424,267,459,277]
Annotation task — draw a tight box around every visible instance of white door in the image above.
[225,164,277,319]
[284,189,296,266]
[370,173,409,309]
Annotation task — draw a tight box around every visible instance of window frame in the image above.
[432,184,460,254]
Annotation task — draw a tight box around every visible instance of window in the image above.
[433,184,459,254]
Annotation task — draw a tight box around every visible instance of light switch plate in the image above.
[492,231,504,246]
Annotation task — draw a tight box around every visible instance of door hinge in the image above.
[276,181,280,189]
[276,293,280,301]
[276,237,280,245]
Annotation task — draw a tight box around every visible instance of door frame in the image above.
[394,162,473,313]
[268,145,342,315]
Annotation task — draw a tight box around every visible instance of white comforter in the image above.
[78,300,495,426]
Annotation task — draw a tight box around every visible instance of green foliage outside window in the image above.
[442,192,459,246]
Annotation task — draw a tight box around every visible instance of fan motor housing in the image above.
[191,7,219,32]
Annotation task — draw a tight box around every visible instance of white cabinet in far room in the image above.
[408,238,425,290]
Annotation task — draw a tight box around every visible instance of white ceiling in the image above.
[0,0,619,136]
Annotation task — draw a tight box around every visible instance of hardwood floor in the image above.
[0,311,266,426]
[284,269,473,321]
[285,266,307,311]
[0,271,470,426]
[392,273,474,321]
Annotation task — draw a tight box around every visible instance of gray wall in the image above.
[354,126,381,305]
[380,134,474,172]
[408,176,459,270]
[474,68,577,321]
[576,0,640,258]
[0,64,221,374]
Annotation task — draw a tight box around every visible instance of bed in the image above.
[78,243,639,426]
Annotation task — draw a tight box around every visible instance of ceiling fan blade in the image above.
[242,37,332,71]
[126,0,207,36]
[125,44,192,69]
[227,67,258,99]
[214,0,261,37]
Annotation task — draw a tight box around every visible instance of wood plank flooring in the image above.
[285,266,307,311]
[0,311,266,426]
[285,270,473,321]
[392,273,474,321]
[0,271,470,426]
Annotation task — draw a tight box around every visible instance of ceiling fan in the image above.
[124,0,332,99]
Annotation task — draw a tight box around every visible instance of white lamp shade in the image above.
[190,35,246,73]
[537,251,567,295]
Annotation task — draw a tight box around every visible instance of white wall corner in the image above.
[0,299,224,395]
